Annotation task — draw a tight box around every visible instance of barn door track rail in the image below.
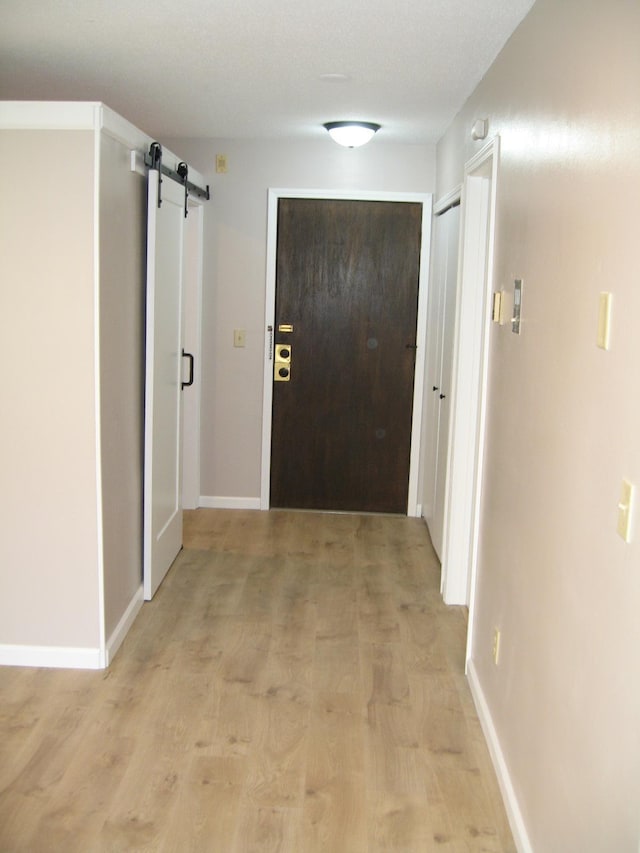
[145,141,210,216]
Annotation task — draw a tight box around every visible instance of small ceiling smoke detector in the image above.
[319,73,351,83]
[323,121,381,148]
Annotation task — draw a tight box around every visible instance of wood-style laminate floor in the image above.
[0,510,515,852]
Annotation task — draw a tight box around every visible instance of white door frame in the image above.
[260,188,433,516]
[440,138,500,624]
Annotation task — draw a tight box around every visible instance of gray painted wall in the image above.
[437,1,640,848]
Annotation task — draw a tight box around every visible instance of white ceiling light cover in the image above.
[324,121,381,147]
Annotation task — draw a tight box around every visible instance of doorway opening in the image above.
[439,138,500,664]
[261,189,432,516]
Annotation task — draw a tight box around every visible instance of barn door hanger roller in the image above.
[145,142,210,216]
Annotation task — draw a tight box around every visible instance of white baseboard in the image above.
[0,644,102,670]
[199,495,262,510]
[466,659,533,853]
[0,587,144,671]
[104,585,144,667]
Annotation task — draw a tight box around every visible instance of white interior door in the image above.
[422,211,447,522]
[181,200,203,510]
[430,203,460,557]
[144,170,185,600]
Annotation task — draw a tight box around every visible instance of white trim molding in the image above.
[94,111,107,673]
[0,100,98,129]
[261,188,432,516]
[0,584,144,671]
[467,661,533,853]
[434,184,462,216]
[0,645,103,670]
[0,102,207,192]
[199,495,262,511]
[104,586,144,667]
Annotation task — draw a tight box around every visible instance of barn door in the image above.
[269,197,422,514]
[143,170,185,600]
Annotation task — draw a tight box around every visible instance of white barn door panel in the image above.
[143,171,185,600]
[181,201,203,510]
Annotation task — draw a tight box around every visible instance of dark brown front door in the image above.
[270,197,422,514]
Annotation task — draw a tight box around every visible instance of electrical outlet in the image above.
[492,628,501,665]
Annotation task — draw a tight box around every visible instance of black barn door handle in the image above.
[181,349,194,389]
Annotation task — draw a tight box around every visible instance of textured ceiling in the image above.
[0,0,535,144]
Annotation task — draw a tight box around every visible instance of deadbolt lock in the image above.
[274,343,292,382]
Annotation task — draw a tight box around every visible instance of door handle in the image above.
[181,349,194,389]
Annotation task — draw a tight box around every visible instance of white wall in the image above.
[437,1,640,849]
[0,129,102,649]
[163,137,435,504]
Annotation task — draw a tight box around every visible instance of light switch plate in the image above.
[617,479,635,543]
[597,292,612,350]
[492,291,503,324]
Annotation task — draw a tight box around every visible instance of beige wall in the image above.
[0,104,214,664]
[163,137,436,502]
[0,130,101,647]
[99,131,146,638]
[437,0,640,848]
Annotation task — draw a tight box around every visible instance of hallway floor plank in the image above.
[0,510,515,852]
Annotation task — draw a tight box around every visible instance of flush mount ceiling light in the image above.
[323,121,381,148]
